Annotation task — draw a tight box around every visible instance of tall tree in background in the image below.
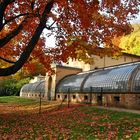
[120,24,140,55]
[0,0,139,76]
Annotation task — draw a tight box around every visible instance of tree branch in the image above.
[0,56,15,64]
[46,20,56,30]
[3,13,29,27]
[0,0,16,31]
[1,11,39,34]
[0,18,27,48]
[0,0,54,76]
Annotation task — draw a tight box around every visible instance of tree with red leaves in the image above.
[0,0,139,76]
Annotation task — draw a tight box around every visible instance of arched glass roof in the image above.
[83,64,138,92]
[20,62,140,95]
[57,62,140,93]
[132,70,140,92]
[21,80,45,94]
[56,72,92,93]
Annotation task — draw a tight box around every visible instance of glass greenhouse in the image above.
[20,62,140,97]
[20,80,45,97]
[56,62,140,93]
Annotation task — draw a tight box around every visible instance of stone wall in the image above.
[124,94,140,109]
[65,53,140,70]
[90,54,140,70]
[45,65,82,100]
[20,92,45,98]
[56,93,140,109]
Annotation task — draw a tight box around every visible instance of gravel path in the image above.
[96,106,140,114]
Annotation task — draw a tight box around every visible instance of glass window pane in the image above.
[83,64,138,92]
[56,72,92,93]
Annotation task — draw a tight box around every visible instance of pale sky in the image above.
[130,14,140,24]
[45,34,56,48]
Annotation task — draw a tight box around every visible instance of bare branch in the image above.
[46,20,56,30]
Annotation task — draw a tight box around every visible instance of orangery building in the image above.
[20,53,140,109]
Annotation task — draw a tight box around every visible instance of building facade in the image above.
[20,53,140,109]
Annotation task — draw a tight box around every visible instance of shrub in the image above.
[0,78,30,96]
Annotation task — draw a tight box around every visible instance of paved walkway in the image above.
[96,106,140,114]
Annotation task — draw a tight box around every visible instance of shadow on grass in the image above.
[0,100,140,140]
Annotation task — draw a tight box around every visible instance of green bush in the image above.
[0,78,30,96]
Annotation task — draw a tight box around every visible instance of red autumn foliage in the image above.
[0,0,139,76]
[0,102,140,139]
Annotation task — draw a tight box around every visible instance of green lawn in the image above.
[0,96,39,105]
[0,96,140,139]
